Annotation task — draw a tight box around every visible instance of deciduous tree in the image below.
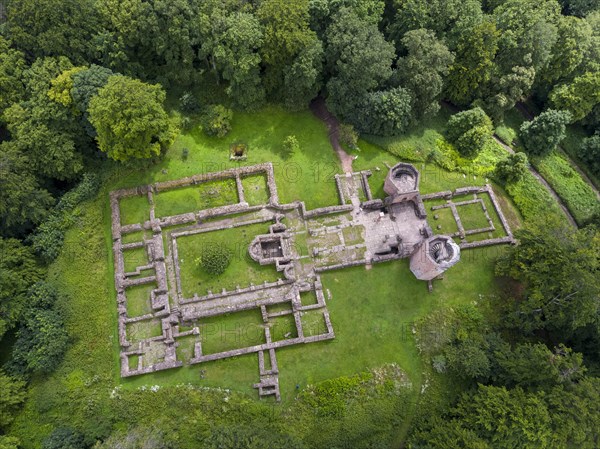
[519,109,571,154]
[88,75,175,162]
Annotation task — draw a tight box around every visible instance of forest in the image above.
[0,0,599,448]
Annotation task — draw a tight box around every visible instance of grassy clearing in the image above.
[428,206,459,235]
[177,222,279,297]
[534,151,599,225]
[199,309,266,354]
[241,174,269,206]
[153,179,239,217]
[270,314,298,342]
[125,283,155,317]
[119,195,150,225]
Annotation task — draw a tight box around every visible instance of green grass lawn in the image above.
[241,174,270,206]
[177,222,280,297]
[153,179,239,217]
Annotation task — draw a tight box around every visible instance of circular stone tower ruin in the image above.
[409,235,461,281]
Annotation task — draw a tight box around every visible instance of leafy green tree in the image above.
[3,57,88,181]
[445,338,491,379]
[325,7,395,122]
[494,152,529,183]
[47,66,86,107]
[0,436,20,449]
[493,0,560,73]
[446,107,494,158]
[95,425,170,449]
[0,238,45,338]
[519,109,571,155]
[0,142,55,234]
[455,386,552,449]
[394,29,454,122]
[95,0,201,87]
[385,0,483,49]
[9,282,69,375]
[283,38,323,110]
[561,0,600,17]
[283,135,300,157]
[339,123,359,149]
[200,105,233,138]
[198,4,265,110]
[549,72,600,122]
[356,87,413,135]
[309,0,385,38]
[445,21,500,106]
[577,133,600,176]
[42,427,87,449]
[0,371,26,430]
[545,377,600,448]
[71,65,114,115]
[479,65,536,122]
[496,220,600,335]
[493,343,585,388]
[0,37,27,114]
[539,16,592,88]
[258,0,323,106]
[71,65,114,137]
[89,75,176,162]
[6,0,98,62]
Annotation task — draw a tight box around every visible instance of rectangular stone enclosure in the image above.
[110,163,514,400]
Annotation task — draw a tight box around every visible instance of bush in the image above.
[42,427,87,449]
[577,133,600,177]
[446,107,493,159]
[201,105,233,138]
[339,123,359,149]
[283,135,299,157]
[197,244,232,276]
[181,148,189,161]
[179,92,200,113]
[495,152,529,183]
[29,173,100,263]
[519,109,571,156]
[7,282,69,376]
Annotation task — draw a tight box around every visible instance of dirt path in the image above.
[310,97,354,173]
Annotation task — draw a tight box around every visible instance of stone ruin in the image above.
[110,162,515,401]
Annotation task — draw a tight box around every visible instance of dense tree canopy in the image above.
[88,75,175,161]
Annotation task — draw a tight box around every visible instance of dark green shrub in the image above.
[201,105,233,138]
[495,152,529,183]
[339,123,359,149]
[42,427,87,449]
[283,135,299,157]
[197,244,232,276]
[578,133,600,176]
[29,174,100,263]
[446,107,493,159]
[179,92,200,113]
[181,148,189,161]
[519,109,571,156]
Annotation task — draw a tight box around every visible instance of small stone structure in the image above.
[110,161,515,401]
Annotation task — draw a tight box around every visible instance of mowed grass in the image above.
[109,105,341,211]
[241,174,270,206]
[153,179,239,217]
[275,247,503,401]
[177,222,280,297]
